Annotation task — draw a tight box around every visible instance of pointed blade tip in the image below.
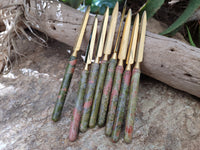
[116,1,119,6]
[86,17,98,65]
[128,9,132,16]
[126,13,140,64]
[136,11,147,63]
[86,6,91,13]
[114,1,119,12]
[118,8,132,60]
[103,0,119,55]
[105,7,109,15]
[96,7,109,58]
[142,11,147,22]
[73,5,91,53]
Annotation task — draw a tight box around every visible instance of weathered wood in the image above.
[142,32,200,98]
[1,0,200,98]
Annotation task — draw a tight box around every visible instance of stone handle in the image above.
[105,65,124,136]
[124,68,141,144]
[89,60,108,128]
[52,56,77,122]
[98,59,117,127]
[80,63,99,132]
[111,70,131,142]
[69,70,89,142]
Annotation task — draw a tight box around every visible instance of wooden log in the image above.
[142,32,200,98]
[1,0,200,98]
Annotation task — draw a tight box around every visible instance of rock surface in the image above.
[0,38,200,150]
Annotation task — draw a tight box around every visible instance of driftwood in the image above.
[1,0,200,98]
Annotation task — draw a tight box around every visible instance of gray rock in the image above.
[0,39,199,150]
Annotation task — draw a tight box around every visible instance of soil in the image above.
[0,37,200,150]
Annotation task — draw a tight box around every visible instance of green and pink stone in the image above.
[124,68,140,143]
[52,56,77,122]
[80,63,99,132]
[98,59,117,127]
[69,70,89,141]
[111,70,131,142]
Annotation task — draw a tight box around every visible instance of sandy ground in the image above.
[0,37,200,150]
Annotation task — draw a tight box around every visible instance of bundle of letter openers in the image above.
[52,1,147,143]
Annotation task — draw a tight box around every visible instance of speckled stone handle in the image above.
[98,59,117,127]
[80,63,99,132]
[124,68,140,144]
[89,60,108,128]
[52,56,77,122]
[111,70,131,142]
[69,70,89,142]
[105,66,124,136]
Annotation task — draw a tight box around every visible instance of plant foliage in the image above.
[60,0,83,9]
[139,0,165,20]
[90,0,124,15]
[60,0,200,47]
[161,0,200,35]
[60,0,123,14]
[186,26,196,47]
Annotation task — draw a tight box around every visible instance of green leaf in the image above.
[90,0,123,15]
[85,0,93,5]
[186,26,196,47]
[161,0,200,35]
[139,0,165,19]
[60,0,83,8]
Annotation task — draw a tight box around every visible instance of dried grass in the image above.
[0,1,47,73]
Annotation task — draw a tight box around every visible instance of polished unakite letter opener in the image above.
[52,7,90,122]
[69,17,98,142]
[97,2,126,127]
[124,11,147,144]
[80,8,110,132]
[89,3,119,128]
[105,9,132,137]
[111,14,139,142]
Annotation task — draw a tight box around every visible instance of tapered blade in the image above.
[135,11,147,63]
[95,7,109,58]
[118,9,132,60]
[103,2,119,55]
[113,0,127,53]
[86,17,98,65]
[126,14,139,65]
[73,6,90,53]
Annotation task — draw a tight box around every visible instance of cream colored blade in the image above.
[113,0,127,53]
[118,9,132,60]
[126,14,139,65]
[135,11,147,63]
[96,7,109,58]
[73,6,90,54]
[86,17,98,65]
[103,2,119,55]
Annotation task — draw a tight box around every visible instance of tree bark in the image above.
[1,0,200,98]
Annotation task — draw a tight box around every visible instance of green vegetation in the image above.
[139,0,165,19]
[61,0,200,47]
[161,0,200,35]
